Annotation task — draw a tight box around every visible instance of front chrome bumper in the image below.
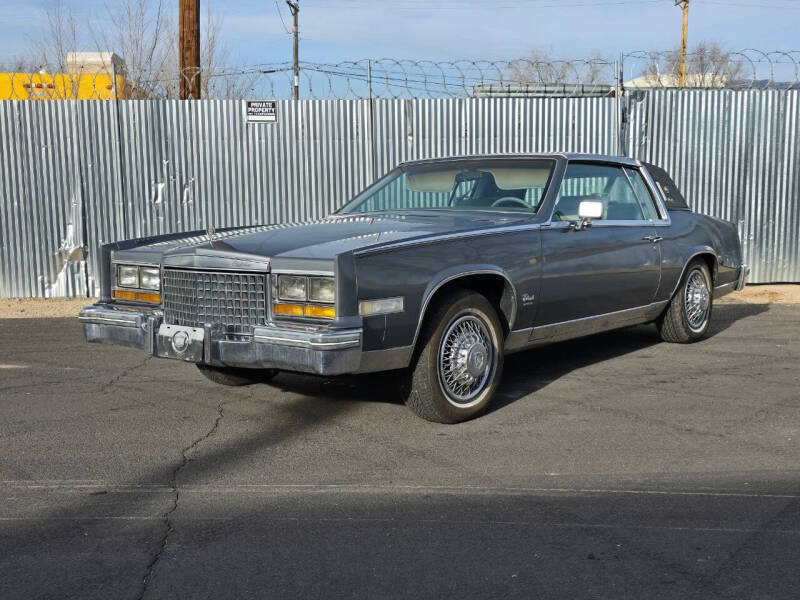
[79,303,362,376]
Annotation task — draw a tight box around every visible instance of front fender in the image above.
[412,265,518,349]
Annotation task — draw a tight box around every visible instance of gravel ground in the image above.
[0,284,798,319]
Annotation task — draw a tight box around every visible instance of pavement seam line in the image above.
[137,399,228,600]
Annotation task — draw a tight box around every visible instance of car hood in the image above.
[111,212,529,268]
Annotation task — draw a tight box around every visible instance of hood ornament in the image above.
[206,225,215,243]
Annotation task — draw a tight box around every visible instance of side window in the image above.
[607,175,644,220]
[625,168,662,221]
[553,163,644,222]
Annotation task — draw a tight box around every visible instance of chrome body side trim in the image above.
[714,281,736,298]
[356,345,414,373]
[527,301,669,346]
[715,264,748,298]
[504,328,534,353]
[543,219,664,229]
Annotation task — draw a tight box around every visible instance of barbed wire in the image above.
[1,50,798,101]
[622,49,800,91]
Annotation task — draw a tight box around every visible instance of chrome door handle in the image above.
[643,235,663,243]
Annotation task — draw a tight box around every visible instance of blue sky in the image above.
[1,0,798,66]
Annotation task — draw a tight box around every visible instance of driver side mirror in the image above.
[573,200,603,230]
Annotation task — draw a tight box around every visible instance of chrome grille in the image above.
[162,269,267,335]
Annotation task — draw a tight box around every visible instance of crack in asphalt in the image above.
[100,355,153,393]
[136,398,230,600]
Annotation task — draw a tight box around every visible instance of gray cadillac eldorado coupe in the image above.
[80,154,747,423]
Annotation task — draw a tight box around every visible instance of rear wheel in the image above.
[196,364,279,386]
[403,289,504,423]
[657,259,713,343]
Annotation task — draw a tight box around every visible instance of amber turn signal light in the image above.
[113,290,160,303]
[273,303,335,319]
[273,303,305,316]
[304,305,336,319]
[135,292,161,304]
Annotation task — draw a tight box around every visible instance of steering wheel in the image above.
[491,196,528,209]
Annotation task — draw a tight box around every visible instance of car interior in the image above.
[552,166,646,222]
[402,166,551,212]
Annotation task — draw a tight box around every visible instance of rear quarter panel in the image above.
[655,210,742,302]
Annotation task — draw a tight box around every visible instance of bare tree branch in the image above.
[641,41,744,87]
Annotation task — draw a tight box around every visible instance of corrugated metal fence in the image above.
[627,90,800,283]
[0,91,797,297]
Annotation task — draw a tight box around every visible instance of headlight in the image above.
[140,267,160,290]
[117,265,139,288]
[308,277,335,303]
[273,274,336,319]
[278,275,307,301]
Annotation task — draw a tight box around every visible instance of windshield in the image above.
[338,160,555,214]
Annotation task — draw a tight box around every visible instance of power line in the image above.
[274,0,291,34]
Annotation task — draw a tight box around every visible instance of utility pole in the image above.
[179,0,201,99]
[675,0,689,87]
[286,0,300,100]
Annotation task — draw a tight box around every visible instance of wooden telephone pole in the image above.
[675,0,690,87]
[286,0,300,100]
[179,0,201,99]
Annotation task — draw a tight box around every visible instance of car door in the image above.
[535,162,660,326]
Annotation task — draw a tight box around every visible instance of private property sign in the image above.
[245,101,277,123]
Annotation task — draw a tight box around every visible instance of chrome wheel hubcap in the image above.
[438,315,493,405]
[684,269,710,331]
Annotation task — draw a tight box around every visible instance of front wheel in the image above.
[196,364,279,386]
[657,259,713,343]
[403,289,504,423]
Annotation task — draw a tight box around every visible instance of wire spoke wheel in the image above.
[683,269,710,331]
[404,289,504,423]
[437,314,494,406]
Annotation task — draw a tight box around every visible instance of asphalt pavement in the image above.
[1,302,799,599]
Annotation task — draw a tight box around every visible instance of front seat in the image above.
[606,202,642,221]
